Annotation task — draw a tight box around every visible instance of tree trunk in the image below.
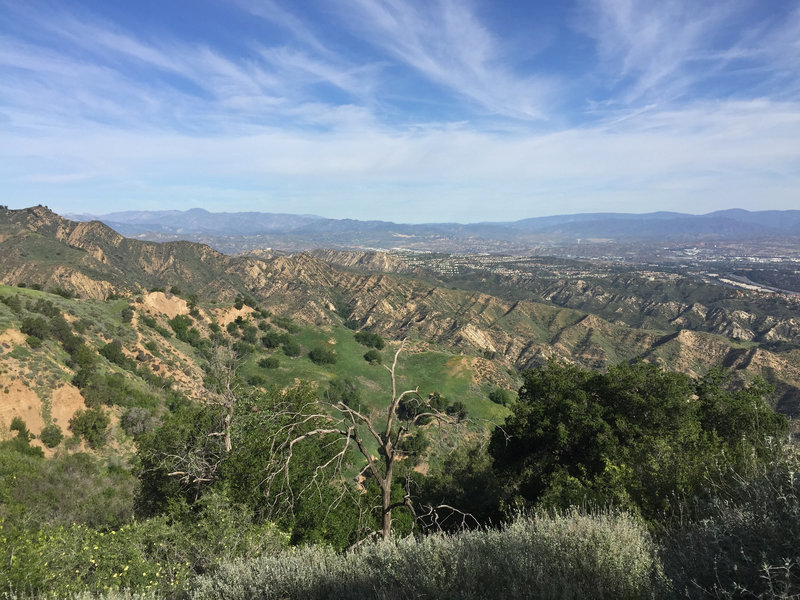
[381,480,392,540]
[381,448,394,540]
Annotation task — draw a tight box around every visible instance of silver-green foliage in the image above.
[191,510,668,600]
[662,452,800,598]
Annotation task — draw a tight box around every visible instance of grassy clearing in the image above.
[241,325,505,422]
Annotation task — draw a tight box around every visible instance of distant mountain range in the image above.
[63,208,800,254]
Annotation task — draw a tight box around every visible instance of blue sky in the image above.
[1,0,798,223]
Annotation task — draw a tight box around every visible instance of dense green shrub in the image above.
[308,347,337,365]
[258,356,280,369]
[20,315,49,340]
[247,374,266,386]
[39,423,64,448]
[135,403,226,517]
[271,315,300,333]
[343,318,360,330]
[100,340,135,370]
[398,430,428,462]
[10,417,32,441]
[241,324,259,344]
[261,330,289,348]
[25,334,42,349]
[354,330,385,349]
[69,407,111,449]
[49,285,75,298]
[363,348,382,364]
[169,314,193,336]
[0,518,187,597]
[323,378,361,408]
[445,400,468,421]
[0,450,135,530]
[0,293,23,312]
[282,339,301,357]
[232,340,254,358]
[29,297,60,317]
[488,387,513,405]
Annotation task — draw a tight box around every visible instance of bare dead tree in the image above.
[204,343,240,454]
[150,343,241,491]
[260,341,463,541]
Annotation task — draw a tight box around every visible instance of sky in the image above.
[1,0,799,223]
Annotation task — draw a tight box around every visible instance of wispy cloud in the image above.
[334,0,555,120]
[0,3,380,135]
[1,0,799,220]
[575,0,800,108]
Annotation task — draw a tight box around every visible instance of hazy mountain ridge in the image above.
[65,207,800,254]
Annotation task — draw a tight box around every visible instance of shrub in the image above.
[363,349,382,364]
[191,511,668,600]
[20,315,50,340]
[343,318,360,330]
[241,324,259,344]
[259,356,280,369]
[354,330,385,349]
[10,416,32,440]
[308,347,337,365]
[490,361,788,521]
[272,315,300,333]
[0,294,22,313]
[247,374,266,387]
[49,285,75,298]
[169,314,193,338]
[40,423,64,448]
[662,453,800,598]
[121,305,134,323]
[324,378,361,408]
[488,388,512,406]
[262,331,289,349]
[121,407,160,439]
[445,400,468,421]
[69,408,110,449]
[282,339,301,357]
[399,430,429,461]
[29,297,60,317]
[73,318,91,333]
[232,340,254,358]
[100,340,134,370]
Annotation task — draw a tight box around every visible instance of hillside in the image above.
[2,206,799,420]
[2,207,799,599]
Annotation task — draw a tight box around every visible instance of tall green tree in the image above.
[489,360,788,519]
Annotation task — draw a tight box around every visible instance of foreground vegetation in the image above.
[1,285,798,599]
